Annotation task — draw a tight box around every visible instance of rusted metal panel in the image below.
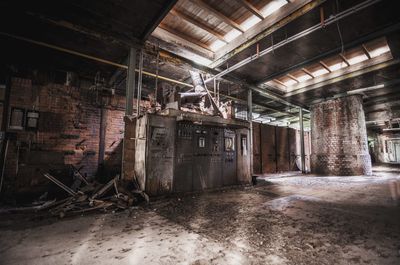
[222,129,237,185]
[207,127,223,188]
[134,115,148,191]
[145,114,176,196]
[276,127,290,172]
[237,128,251,184]
[260,124,276,173]
[252,122,261,174]
[174,122,193,192]
[288,128,299,171]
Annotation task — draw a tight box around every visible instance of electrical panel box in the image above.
[131,110,250,196]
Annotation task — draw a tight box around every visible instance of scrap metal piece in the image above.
[43,173,77,196]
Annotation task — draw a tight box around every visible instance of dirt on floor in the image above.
[0,165,400,265]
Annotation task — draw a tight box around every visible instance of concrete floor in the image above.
[1,165,400,265]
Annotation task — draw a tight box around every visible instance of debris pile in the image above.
[2,168,148,217]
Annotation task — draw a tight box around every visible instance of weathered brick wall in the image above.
[310,95,372,175]
[4,77,126,197]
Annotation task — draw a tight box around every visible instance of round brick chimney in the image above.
[310,95,372,176]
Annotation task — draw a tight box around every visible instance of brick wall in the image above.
[310,95,372,176]
[3,77,126,198]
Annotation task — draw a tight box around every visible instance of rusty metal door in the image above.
[260,124,276,173]
[207,127,223,189]
[174,122,193,192]
[222,129,237,185]
[288,128,299,171]
[192,125,210,191]
[276,127,290,172]
[252,122,261,174]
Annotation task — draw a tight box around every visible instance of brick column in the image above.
[310,95,372,175]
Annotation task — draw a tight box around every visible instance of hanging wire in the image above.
[335,0,345,54]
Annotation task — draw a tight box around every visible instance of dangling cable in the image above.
[335,0,344,54]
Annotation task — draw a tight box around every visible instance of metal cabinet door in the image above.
[222,129,237,186]
[174,122,193,192]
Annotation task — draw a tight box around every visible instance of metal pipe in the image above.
[154,51,160,104]
[0,31,194,88]
[299,108,306,173]
[136,50,144,117]
[125,48,136,116]
[204,0,382,83]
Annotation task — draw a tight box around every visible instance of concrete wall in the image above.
[310,95,372,176]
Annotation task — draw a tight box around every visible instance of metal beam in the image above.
[211,0,325,68]
[170,9,227,43]
[284,55,398,98]
[257,22,400,85]
[0,31,194,89]
[141,0,178,40]
[205,0,382,83]
[234,0,264,20]
[339,53,351,67]
[159,24,212,52]
[25,11,141,48]
[190,0,245,33]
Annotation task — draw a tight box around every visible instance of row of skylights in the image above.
[268,38,391,90]
[209,0,288,52]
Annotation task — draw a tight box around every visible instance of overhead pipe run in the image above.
[0,31,194,89]
[204,0,382,84]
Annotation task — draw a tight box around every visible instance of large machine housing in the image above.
[132,109,251,196]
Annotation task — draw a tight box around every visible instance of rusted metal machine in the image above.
[131,109,251,196]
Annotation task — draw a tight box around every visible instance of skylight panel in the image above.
[347,54,369,65]
[312,68,329,77]
[283,79,297,86]
[210,40,226,52]
[260,0,287,17]
[369,45,390,58]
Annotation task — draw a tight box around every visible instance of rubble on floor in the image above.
[0,170,148,217]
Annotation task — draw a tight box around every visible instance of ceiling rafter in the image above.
[319,61,332,73]
[158,24,213,52]
[301,68,314,78]
[191,0,245,33]
[362,44,372,59]
[234,0,264,20]
[339,53,351,66]
[287,73,300,83]
[169,9,227,43]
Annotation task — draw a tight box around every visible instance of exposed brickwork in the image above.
[310,95,372,176]
[4,77,126,196]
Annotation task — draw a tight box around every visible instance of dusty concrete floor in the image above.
[1,165,400,265]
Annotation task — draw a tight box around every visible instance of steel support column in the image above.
[299,108,306,173]
[248,89,253,175]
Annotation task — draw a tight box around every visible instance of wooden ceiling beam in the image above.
[234,0,264,20]
[362,44,372,59]
[191,0,245,33]
[287,73,300,83]
[170,9,227,43]
[301,68,314,78]
[158,24,213,52]
[339,53,351,67]
[319,60,332,73]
